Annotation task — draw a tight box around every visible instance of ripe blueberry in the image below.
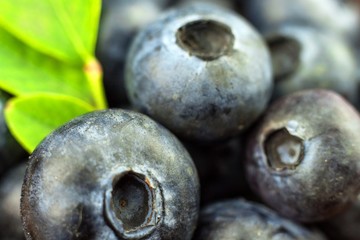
[194,198,326,240]
[241,0,360,40]
[246,89,360,222]
[21,109,199,239]
[267,25,358,104]
[125,2,272,141]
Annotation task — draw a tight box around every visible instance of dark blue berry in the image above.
[21,109,199,239]
[125,2,272,141]
[246,89,360,222]
[194,198,326,239]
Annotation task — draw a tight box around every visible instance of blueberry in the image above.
[194,198,326,240]
[21,109,199,239]
[246,89,360,222]
[240,0,360,40]
[266,25,358,105]
[0,90,27,178]
[125,2,272,141]
[96,0,169,107]
[0,163,26,240]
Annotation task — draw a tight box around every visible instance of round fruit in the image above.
[267,24,358,104]
[246,89,360,222]
[241,0,360,40]
[21,109,199,240]
[125,2,272,141]
[194,198,326,240]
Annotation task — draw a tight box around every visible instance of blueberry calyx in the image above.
[176,19,234,61]
[264,128,304,171]
[267,35,301,81]
[104,170,164,239]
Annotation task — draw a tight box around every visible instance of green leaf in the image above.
[5,93,95,153]
[0,27,96,104]
[0,0,101,64]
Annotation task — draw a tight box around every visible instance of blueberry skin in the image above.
[125,2,272,142]
[267,25,358,105]
[319,195,360,240]
[0,90,27,178]
[240,0,360,40]
[21,109,199,240]
[178,0,235,9]
[96,0,168,107]
[0,163,26,240]
[246,89,360,222]
[194,198,326,240]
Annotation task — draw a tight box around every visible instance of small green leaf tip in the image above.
[5,93,95,153]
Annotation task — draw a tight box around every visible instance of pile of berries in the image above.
[2,0,360,239]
